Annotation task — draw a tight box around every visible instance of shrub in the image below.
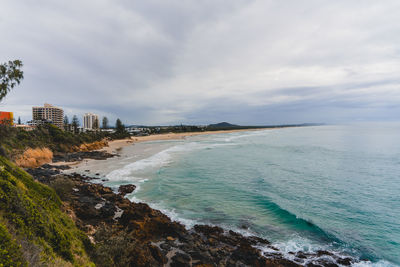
[49,177,74,201]
[0,156,93,265]
[0,124,109,156]
[0,222,27,267]
[0,145,7,158]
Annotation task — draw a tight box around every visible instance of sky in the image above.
[1,0,400,126]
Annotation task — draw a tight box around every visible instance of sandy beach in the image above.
[58,128,271,175]
[103,128,268,154]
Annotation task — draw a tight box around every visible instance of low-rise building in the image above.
[126,127,150,135]
[14,124,35,131]
[0,111,14,125]
[27,119,53,127]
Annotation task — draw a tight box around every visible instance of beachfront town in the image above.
[0,103,151,135]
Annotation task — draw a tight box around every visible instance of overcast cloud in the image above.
[1,0,399,125]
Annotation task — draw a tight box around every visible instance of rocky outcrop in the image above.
[14,147,53,168]
[52,150,115,162]
[12,140,110,168]
[71,140,109,152]
[25,168,359,267]
[118,184,136,196]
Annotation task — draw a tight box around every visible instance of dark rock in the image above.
[160,242,171,251]
[118,184,136,196]
[337,257,352,266]
[41,164,71,170]
[316,250,334,257]
[189,250,213,263]
[31,169,346,267]
[100,202,116,218]
[247,235,271,245]
[52,150,115,163]
[296,252,308,259]
[314,261,338,267]
[149,244,167,264]
[194,225,224,236]
[171,252,191,267]
[26,167,60,182]
[230,241,261,265]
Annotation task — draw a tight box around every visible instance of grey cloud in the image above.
[1,0,399,125]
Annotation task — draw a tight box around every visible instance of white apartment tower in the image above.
[83,113,99,130]
[32,103,64,129]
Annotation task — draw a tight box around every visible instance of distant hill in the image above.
[208,122,239,128]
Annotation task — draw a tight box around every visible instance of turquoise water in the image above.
[105,123,400,266]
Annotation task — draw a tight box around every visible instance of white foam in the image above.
[105,141,236,182]
[106,149,172,180]
[265,236,331,264]
[125,196,398,267]
[353,260,398,267]
[272,236,328,254]
[222,130,272,142]
[128,196,198,228]
[262,236,399,267]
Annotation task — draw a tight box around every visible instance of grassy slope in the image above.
[0,156,94,266]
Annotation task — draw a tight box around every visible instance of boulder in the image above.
[118,184,136,196]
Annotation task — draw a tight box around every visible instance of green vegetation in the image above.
[64,115,69,125]
[0,124,107,157]
[0,156,94,266]
[0,60,24,102]
[93,118,99,130]
[114,118,129,139]
[102,117,108,129]
[71,115,80,134]
[145,122,323,135]
[0,222,26,267]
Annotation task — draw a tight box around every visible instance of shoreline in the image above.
[51,128,273,167]
[49,128,272,179]
[26,163,357,266]
[102,128,271,154]
[45,127,362,266]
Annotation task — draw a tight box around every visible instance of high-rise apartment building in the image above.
[83,113,99,131]
[32,103,64,129]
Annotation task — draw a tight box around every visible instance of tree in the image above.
[71,115,80,134]
[17,117,21,125]
[63,115,71,131]
[63,115,69,125]
[93,118,99,130]
[115,118,125,134]
[102,116,109,129]
[0,60,24,102]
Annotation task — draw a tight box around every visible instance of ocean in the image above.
[76,123,400,266]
